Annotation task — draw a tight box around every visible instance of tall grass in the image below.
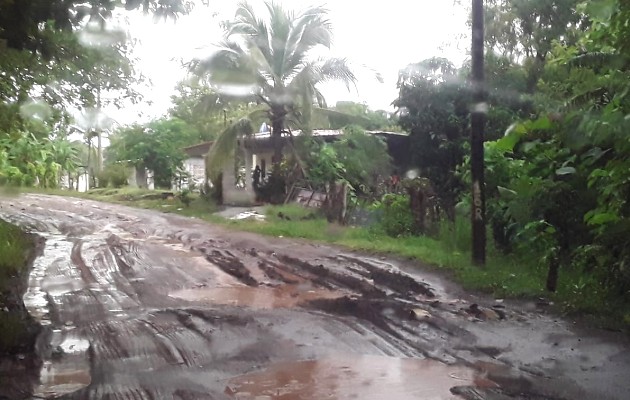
[0,220,30,285]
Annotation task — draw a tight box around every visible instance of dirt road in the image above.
[1,194,629,400]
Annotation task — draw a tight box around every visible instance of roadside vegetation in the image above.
[0,220,38,353]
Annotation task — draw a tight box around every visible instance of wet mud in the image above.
[0,194,628,400]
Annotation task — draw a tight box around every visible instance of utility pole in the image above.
[471,0,486,265]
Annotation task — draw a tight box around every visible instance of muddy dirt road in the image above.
[1,194,629,400]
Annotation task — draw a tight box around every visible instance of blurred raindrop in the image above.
[19,99,53,121]
[214,83,259,98]
[405,169,420,179]
[77,108,117,132]
[78,21,127,47]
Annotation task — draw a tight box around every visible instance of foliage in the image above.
[107,118,201,188]
[468,0,630,299]
[371,194,415,237]
[483,0,588,90]
[0,220,31,283]
[0,133,79,187]
[395,58,470,218]
[169,80,257,140]
[0,220,36,354]
[191,0,357,174]
[97,163,129,188]
[0,0,192,53]
[324,101,400,131]
[298,126,392,199]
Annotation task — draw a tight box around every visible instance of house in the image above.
[128,166,154,190]
[200,129,409,205]
[178,141,214,191]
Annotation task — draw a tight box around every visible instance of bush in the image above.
[372,194,414,237]
[98,164,129,188]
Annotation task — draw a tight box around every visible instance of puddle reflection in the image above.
[225,355,487,399]
[169,285,345,309]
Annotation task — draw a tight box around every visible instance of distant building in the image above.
[178,141,214,191]
[193,130,409,205]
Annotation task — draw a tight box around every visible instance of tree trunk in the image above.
[86,137,92,190]
[546,255,559,292]
[407,186,427,235]
[324,181,348,224]
[471,0,487,265]
[267,106,287,203]
[270,106,285,165]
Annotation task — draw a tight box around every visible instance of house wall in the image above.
[128,167,154,190]
[252,150,273,177]
[178,157,206,191]
[222,144,257,206]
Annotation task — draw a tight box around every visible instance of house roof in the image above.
[250,129,407,140]
[184,130,408,157]
[183,141,214,157]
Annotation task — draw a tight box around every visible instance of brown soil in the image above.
[0,194,628,400]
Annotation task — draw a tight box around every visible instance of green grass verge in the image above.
[0,220,32,291]
[0,219,37,353]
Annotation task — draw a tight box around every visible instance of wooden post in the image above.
[471,0,487,265]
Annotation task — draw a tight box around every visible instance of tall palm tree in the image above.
[192,1,357,174]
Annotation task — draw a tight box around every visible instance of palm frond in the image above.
[312,107,371,126]
[566,52,627,71]
[205,118,254,179]
[231,2,274,66]
[284,6,333,72]
[192,40,247,77]
[317,58,357,90]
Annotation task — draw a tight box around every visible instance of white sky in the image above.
[108,0,470,125]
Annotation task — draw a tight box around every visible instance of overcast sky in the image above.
[108,0,470,125]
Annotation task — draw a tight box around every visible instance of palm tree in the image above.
[192,1,357,177]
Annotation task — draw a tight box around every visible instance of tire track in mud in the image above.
[2,195,628,400]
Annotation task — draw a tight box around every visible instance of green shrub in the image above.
[0,220,29,280]
[98,164,129,188]
[437,216,473,254]
[372,194,414,237]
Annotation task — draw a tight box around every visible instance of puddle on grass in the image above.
[225,355,493,399]
[169,284,345,309]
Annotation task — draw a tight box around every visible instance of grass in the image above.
[0,220,32,291]
[0,219,36,353]
[33,187,220,217]
[26,187,630,330]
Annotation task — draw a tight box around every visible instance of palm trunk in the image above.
[87,137,92,190]
[268,107,287,203]
[271,108,285,166]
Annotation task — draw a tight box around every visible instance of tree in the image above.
[168,80,257,140]
[325,101,400,131]
[0,0,192,53]
[191,1,357,180]
[483,0,588,91]
[301,126,392,198]
[395,58,470,219]
[106,118,201,188]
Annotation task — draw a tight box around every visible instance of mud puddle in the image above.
[169,284,346,309]
[33,332,91,398]
[225,355,492,399]
[23,236,75,325]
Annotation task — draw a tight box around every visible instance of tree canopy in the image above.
[191,1,357,170]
